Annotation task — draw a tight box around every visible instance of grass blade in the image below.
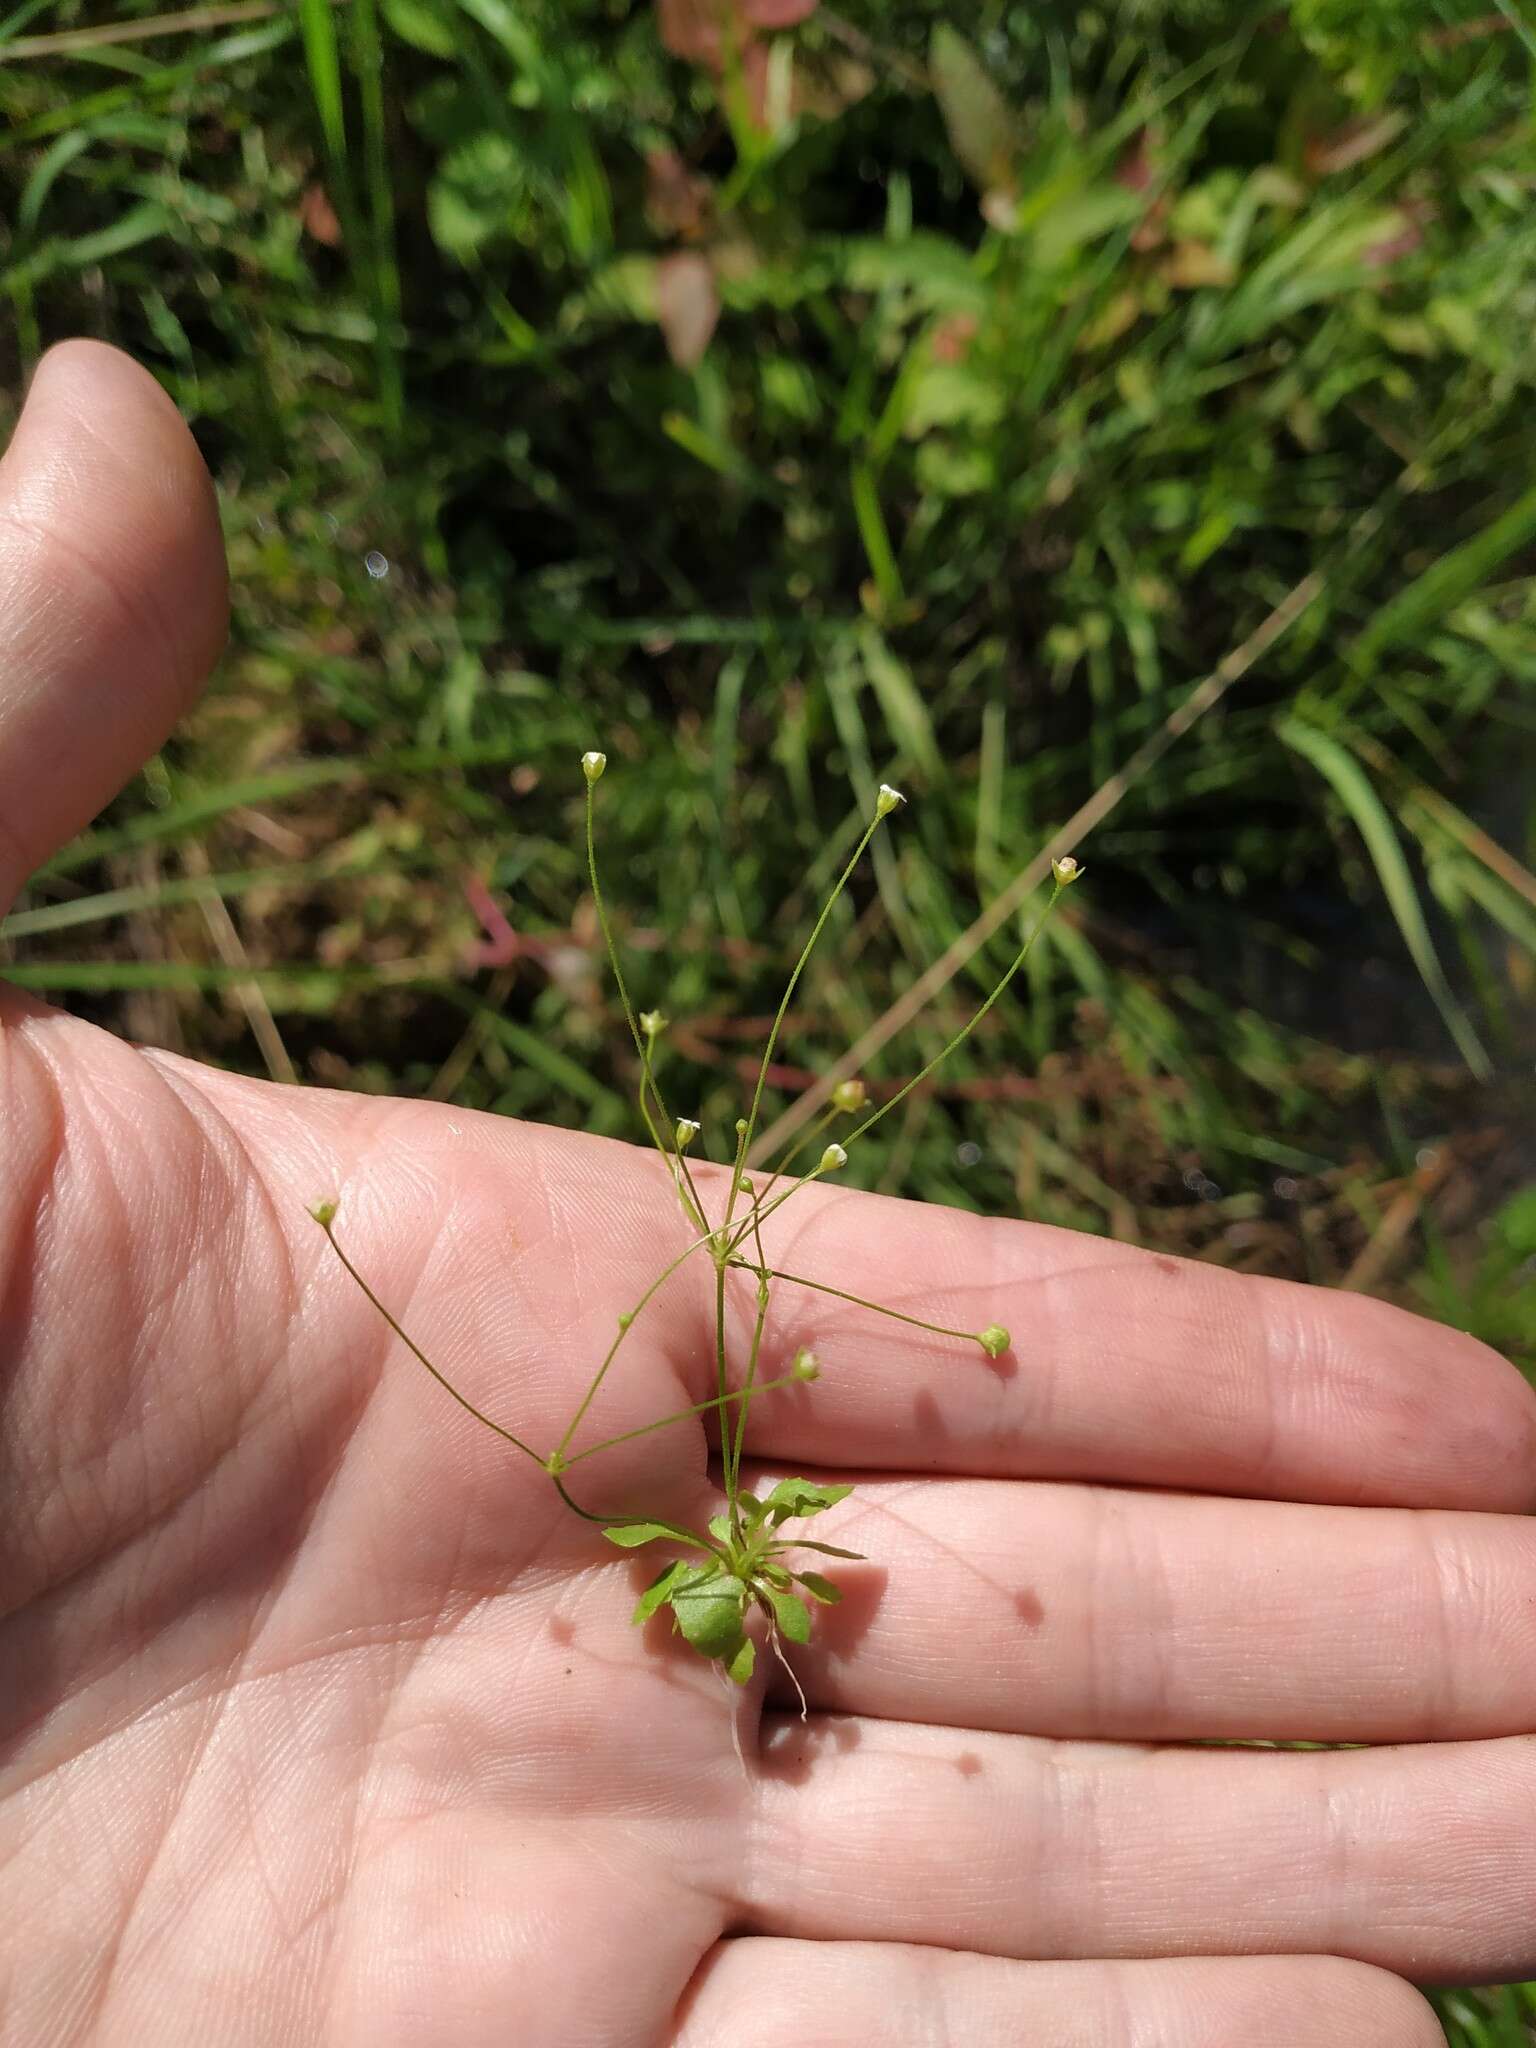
[1278,718,1491,1079]
[296,0,347,161]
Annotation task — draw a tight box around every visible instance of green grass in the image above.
[1,7,1535,2033]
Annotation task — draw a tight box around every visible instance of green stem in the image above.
[723,1154,839,1257]
[724,804,887,1234]
[713,1255,730,1485]
[589,779,709,1232]
[727,1266,772,1532]
[555,1224,719,1459]
[750,1103,840,1211]
[588,778,685,1174]
[550,1473,729,1560]
[641,1035,706,1233]
[844,879,1067,1152]
[727,1189,775,1509]
[564,1365,806,1468]
[318,1219,542,1464]
[726,1256,991,1350]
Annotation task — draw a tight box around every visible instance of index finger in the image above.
[717,1172,1536,1513]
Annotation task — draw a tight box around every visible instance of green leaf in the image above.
[1347,482,1536,678]
[427,132,529,266]
[1494,1188,1536,1259]
[1278,720,1490,1080]
[860,626,941,778]
[632,1559,691,1626]
[765,1587,812,1645]
[737,1491,771,1529]
[672,1572,748,1659]
[793,1571,843,1604]
[782,1539,866,1560]
[602,1519,698,1550]
[382,0,457,55]
[708,1512,733,1546]
[297,0,348,164]
[724,1636,756,1686]
[763,1477,853,1524]
[929,26,1021,197]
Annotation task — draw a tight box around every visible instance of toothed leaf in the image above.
[763,1477,853,1525]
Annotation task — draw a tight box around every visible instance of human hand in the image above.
[3,343,1534,2047]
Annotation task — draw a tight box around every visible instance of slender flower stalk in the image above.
[310,758,1082,1689]
[723,790,898,1234]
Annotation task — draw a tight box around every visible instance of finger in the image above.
[759,1476,1536,1743]
[745,1715,1536,1985]
[0,339,227,912]
[673,1940,1443,2048]
[713,1171,1536,1512]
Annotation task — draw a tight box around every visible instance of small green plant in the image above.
[313,756,1081,1694]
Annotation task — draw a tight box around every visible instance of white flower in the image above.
[818,1143,849,1173]
[876,783,906,818]
[1051,854,1083,886]
[581,750,607,783]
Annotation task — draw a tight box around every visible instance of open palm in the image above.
[4,345,1535,2048]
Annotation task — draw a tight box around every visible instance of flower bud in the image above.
[791,1348,820,1383]
[640,1009,668,1039]
[818,1143,848,1173]
[674,1117,700,1150]
[581,750,607,783]
[876,783,906,819]
[830,1077,868,1115]
[978,1323,1011,1359]
[1051,854,1083,886]
[309,1199,338,1228]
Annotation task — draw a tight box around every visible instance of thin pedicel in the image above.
[312,756,1082,1692]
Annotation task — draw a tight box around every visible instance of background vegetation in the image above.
[2,3,1534,2034]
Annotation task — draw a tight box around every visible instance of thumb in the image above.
[0,340,228,914]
